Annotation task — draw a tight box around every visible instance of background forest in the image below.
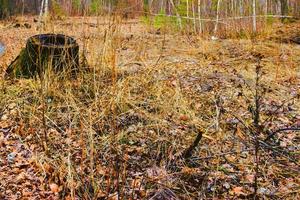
[1,0,300,35]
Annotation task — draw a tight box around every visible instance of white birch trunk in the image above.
[44,0,49,16]
[198,0,202,33]
[39,0,45,19]
[192,0,196,33]
[187,0,189,18]
[213,0,221,36]
[265,0,268,24]
[253,0,257,33]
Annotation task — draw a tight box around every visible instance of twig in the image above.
[182,131,203,159]
[261,96,298,126]
[259,140,299,165]
[264,127,300,142]
[253,58,263,199]
[214,94,221,132]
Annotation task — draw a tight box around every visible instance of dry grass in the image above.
[0,16,299,199]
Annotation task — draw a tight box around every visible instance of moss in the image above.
[6,48,39,78]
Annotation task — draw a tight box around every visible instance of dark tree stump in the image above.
[6,34,79,79]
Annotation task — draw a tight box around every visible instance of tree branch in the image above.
[264,127,300,142]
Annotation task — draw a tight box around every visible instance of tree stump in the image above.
[6,34,79,79]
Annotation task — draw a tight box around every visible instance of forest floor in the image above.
[0,17,299,199]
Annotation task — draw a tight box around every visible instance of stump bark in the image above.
[6,34,79,79]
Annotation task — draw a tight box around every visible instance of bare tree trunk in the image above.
[21,0,25,17]
[169,0,182,29]
[198,0,202,33]
[186,0,189,18]
[39,0,45,19]
[160,0,164,12]
[44,0,49,16]
[148,0,153,14]
[192,0,196,33]
[253,0,257,33]
[38,0,49,29]
[213,0,221,36]
[265,0,268,25]
[280,0,288,22]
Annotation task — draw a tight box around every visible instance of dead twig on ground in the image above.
[264,127,300,142]
[182,131,203,160]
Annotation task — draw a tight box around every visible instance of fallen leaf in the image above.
[179,115,189,121]
[16,172,26,182]
[232,186,245,195]
[22,189,32,197]
[50,183,59,193]
[245,174,255,183]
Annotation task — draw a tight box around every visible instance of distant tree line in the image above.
[1,0,299,33]
[1,0,299,18]
[0,0,41,18]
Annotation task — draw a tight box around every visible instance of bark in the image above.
[253,0,257,33]
[6,34,80,79]
[198,0,202,33]
[280,0,288,22]
[169,0,182,29]
[213,0,221,35]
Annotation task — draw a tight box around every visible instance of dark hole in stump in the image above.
[35,34,75,47]
[6,34,79,79]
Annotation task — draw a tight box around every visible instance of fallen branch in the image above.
[264,127,300,142]
[182,131,203,159]
[167,130,203,172]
